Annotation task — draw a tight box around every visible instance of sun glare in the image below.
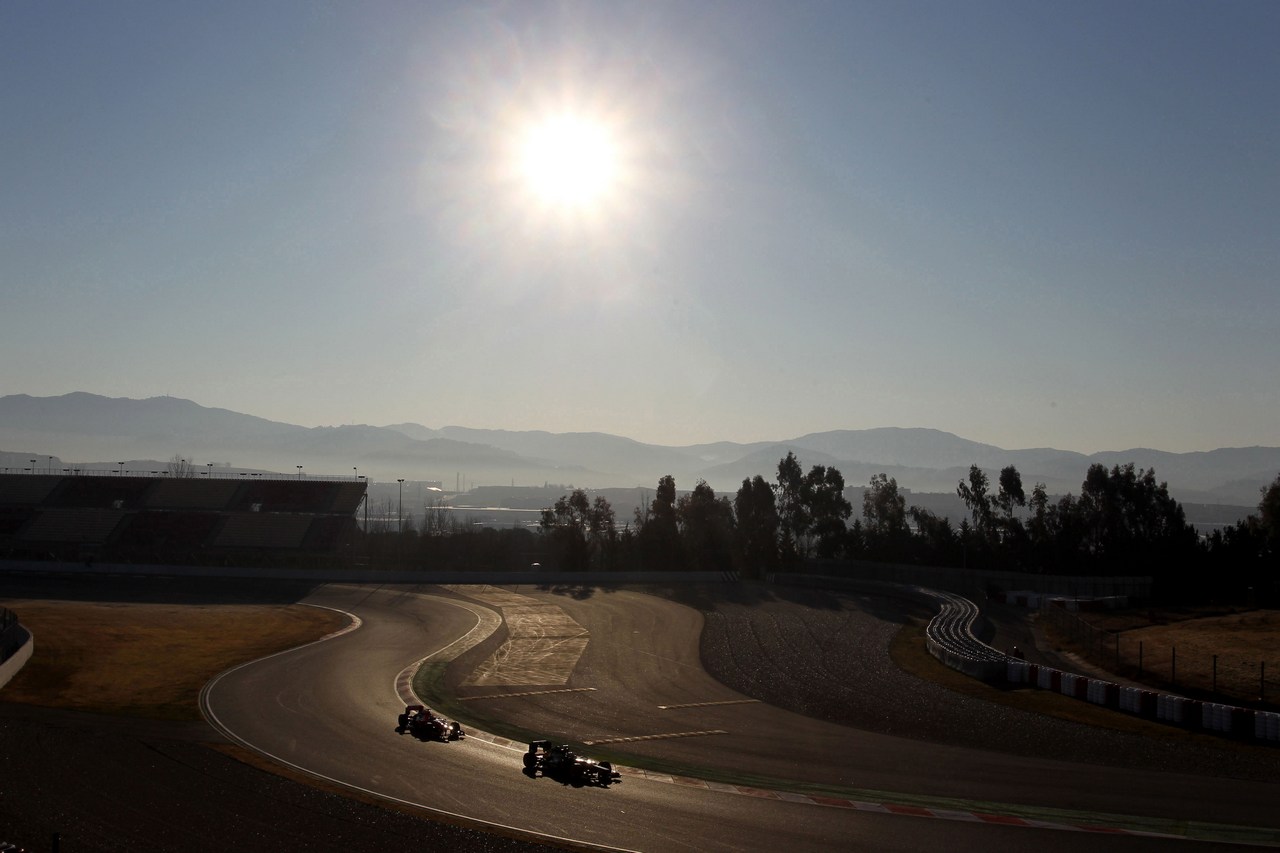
[519,115,619,208]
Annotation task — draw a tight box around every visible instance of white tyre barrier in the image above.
[914,583,1274,745]
[1007,659,1028,683]
[1202,703,1229,733]
[1257,711,1280,743]
[1157,694,1184,724]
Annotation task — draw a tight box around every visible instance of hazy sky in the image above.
[3,1,1277,453]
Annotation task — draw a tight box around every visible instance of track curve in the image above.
[201,583,1279,851]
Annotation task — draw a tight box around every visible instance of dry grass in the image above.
[1042,607,1280,708]
[0,600,347,720]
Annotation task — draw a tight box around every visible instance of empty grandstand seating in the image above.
[112,511,223,555]
[0,475,61,507]
[0,473,365,563]
[0,508,35,536]
[302,515,360,551]
[18,508,125,544]
[214,513,313,549]
[47,475,155,509]
[145,478,241,510]
[328,482,366,514]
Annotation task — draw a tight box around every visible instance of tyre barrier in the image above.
[918,586,1008,682]
[920,585,1280,747]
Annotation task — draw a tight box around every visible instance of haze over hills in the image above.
[2,393,1278,512]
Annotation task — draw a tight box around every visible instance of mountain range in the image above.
[1,393,1277,510]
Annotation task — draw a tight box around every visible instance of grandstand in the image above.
[0,473,365,565]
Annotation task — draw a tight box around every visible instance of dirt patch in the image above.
[0,599,347,719]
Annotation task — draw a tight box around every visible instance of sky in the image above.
[2,0,1278,454]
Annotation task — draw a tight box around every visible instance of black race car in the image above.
[396,704,465,742]
[522,740,620,787]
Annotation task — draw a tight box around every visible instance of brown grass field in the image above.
[1041,606,1280,709]
[0,600,347,719]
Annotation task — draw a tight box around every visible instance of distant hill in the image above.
[2,393,1277,512]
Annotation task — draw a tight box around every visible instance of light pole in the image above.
[397,479,405,533]
[207,463,213,478]
[353,467,358,481]
[297,465,303,480]
[118,462,125,476]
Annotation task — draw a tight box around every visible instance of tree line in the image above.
[365,453,1279,603]
[534,453,1277,601]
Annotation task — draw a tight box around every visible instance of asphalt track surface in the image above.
[196,582,1280,852]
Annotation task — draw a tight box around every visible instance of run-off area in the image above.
[458,593,589,687]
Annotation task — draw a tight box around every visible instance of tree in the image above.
[1025,481,1054,569]
[540,489,613,571]
[734,475,779,576]
[802,465,852,558]
[909,505,957,565]
[422,499,459,537]
[636,475,682,569]
[1203,473,1280,604]
[995,465,1026,518]
[1259,473,1280,551]
[677,480,736,571]
[590,494,618,569]
[1075,463,1196,577]
[862,473,909,558]
[167,455,194,478]
[956,465,992,534]
[774,452,808,562]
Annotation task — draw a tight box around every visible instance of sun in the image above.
[518,115,619,208]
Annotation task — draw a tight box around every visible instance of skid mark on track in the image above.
[584,730,728,746]
[459,687,597,701]
[658,699,761,710]
[465,636,589,686]
[445,585,590,687]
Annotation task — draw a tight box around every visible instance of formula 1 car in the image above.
[396,704,465,742]
[522,740,620,787]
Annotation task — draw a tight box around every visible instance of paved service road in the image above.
[201,583,1279,851]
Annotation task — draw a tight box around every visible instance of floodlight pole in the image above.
[397,479,405,533]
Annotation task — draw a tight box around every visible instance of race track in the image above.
[201,583,1280,851]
